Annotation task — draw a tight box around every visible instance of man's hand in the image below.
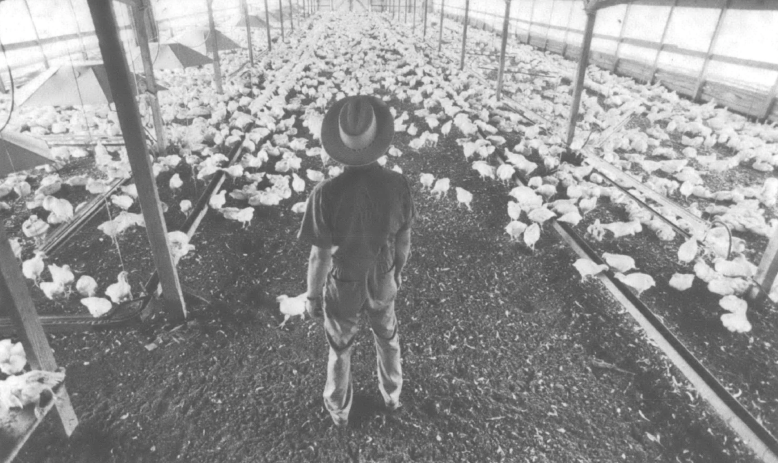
[305,296,323,319]
[394,271,402,290]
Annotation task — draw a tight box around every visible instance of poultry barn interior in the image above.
[1,0,778,461]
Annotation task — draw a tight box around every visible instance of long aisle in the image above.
[15,12,758,463]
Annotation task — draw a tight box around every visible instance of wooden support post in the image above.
[748,226,778,305]
[612,3,631,72]
[265,0,273,51]
[289,0,295,32]
[460,0,469,70]
[0,77,6,95]
[0,226,79,439]
[206,0,224,94]
[566,10,596,147]
[692,0,730,102]
[495,0,512,100]
[22,0,49,69]
[526,0,537,45]
[67,0,89,60]
[561,0,575,58]
[279,0,285,42]
[423,0,428,38]
[763,75,778,121]
[130,0,167,156]
[650,0,676,84]
[438,0,445,52]
[86,0,187,322]
[543,0,556,52]
[242,0,255,66]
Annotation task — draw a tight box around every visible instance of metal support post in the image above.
[206,0,223,94]
[566,11,597,146]
[242,0,255,66]
[279,0,285,42]
[460,0,469,70]
[22,0,49,69]
[265,0,273,51]
[650,0,676,84]
[131,0,167,155]
[86,0,187,322]
[692,0,730,102]
[495,0,512,100]
[438,0,445,52]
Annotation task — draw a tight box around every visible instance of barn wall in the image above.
[426,0,778,121]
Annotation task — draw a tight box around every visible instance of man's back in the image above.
[299,163,414,280]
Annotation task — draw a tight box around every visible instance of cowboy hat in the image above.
[321,95,394,166]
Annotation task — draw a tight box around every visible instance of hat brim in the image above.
[321,96,394,166]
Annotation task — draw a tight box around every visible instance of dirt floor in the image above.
[12,122,759,462]
[2,14,774,463]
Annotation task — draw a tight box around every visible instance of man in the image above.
[298,95,415,427]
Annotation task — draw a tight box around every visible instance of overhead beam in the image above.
[86,0,187,322]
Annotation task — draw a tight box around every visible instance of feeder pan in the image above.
[0,131,54,177]
[234,14,268,28]
[15,62,164,108]
[170,27,241,56]
[130,42,212,70]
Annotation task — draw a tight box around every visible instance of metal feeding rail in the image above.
[393,18,778,463]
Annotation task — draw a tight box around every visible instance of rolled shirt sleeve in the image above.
[298,184,333,248]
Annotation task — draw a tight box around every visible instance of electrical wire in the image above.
[0,38,15,134]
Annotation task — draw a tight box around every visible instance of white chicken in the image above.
[0,370,65,410]
[111,195,134,211]
[420,173,435,189]
[505,221,528,241]
[455,187,473,210]
[307,169,325,182]
[22,252,46,284]
[169,173,183,191]
[180,200,192,214]
[168,231,195,260]
[615,272,655,296]
[573,259,608,281]
[76,275,98,297]
[524,223,541,250]
[209,190,227,210]
[292,173,306,193]
[105,271,132,304]
[222,207,255,228]
[431,178,450,199]
[602,253,636,273]
[291,202,307,213]
[0,340,27,375]
[669,273,695,291]
[81,297,113,318]
[277,293,307,327]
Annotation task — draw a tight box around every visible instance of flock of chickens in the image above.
[1,9,777,402]
[420,18,778,334]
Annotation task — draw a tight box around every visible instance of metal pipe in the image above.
[566,11,596,146]
[460,0,469,70]
[265,0,273,51]
[243,0,255,66]
[206,0,224,94]
[438,0,444,52]
[495,0,512,100]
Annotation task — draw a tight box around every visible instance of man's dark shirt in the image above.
[298,163,415,281]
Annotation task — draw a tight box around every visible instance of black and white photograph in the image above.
[1,0,777,461]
